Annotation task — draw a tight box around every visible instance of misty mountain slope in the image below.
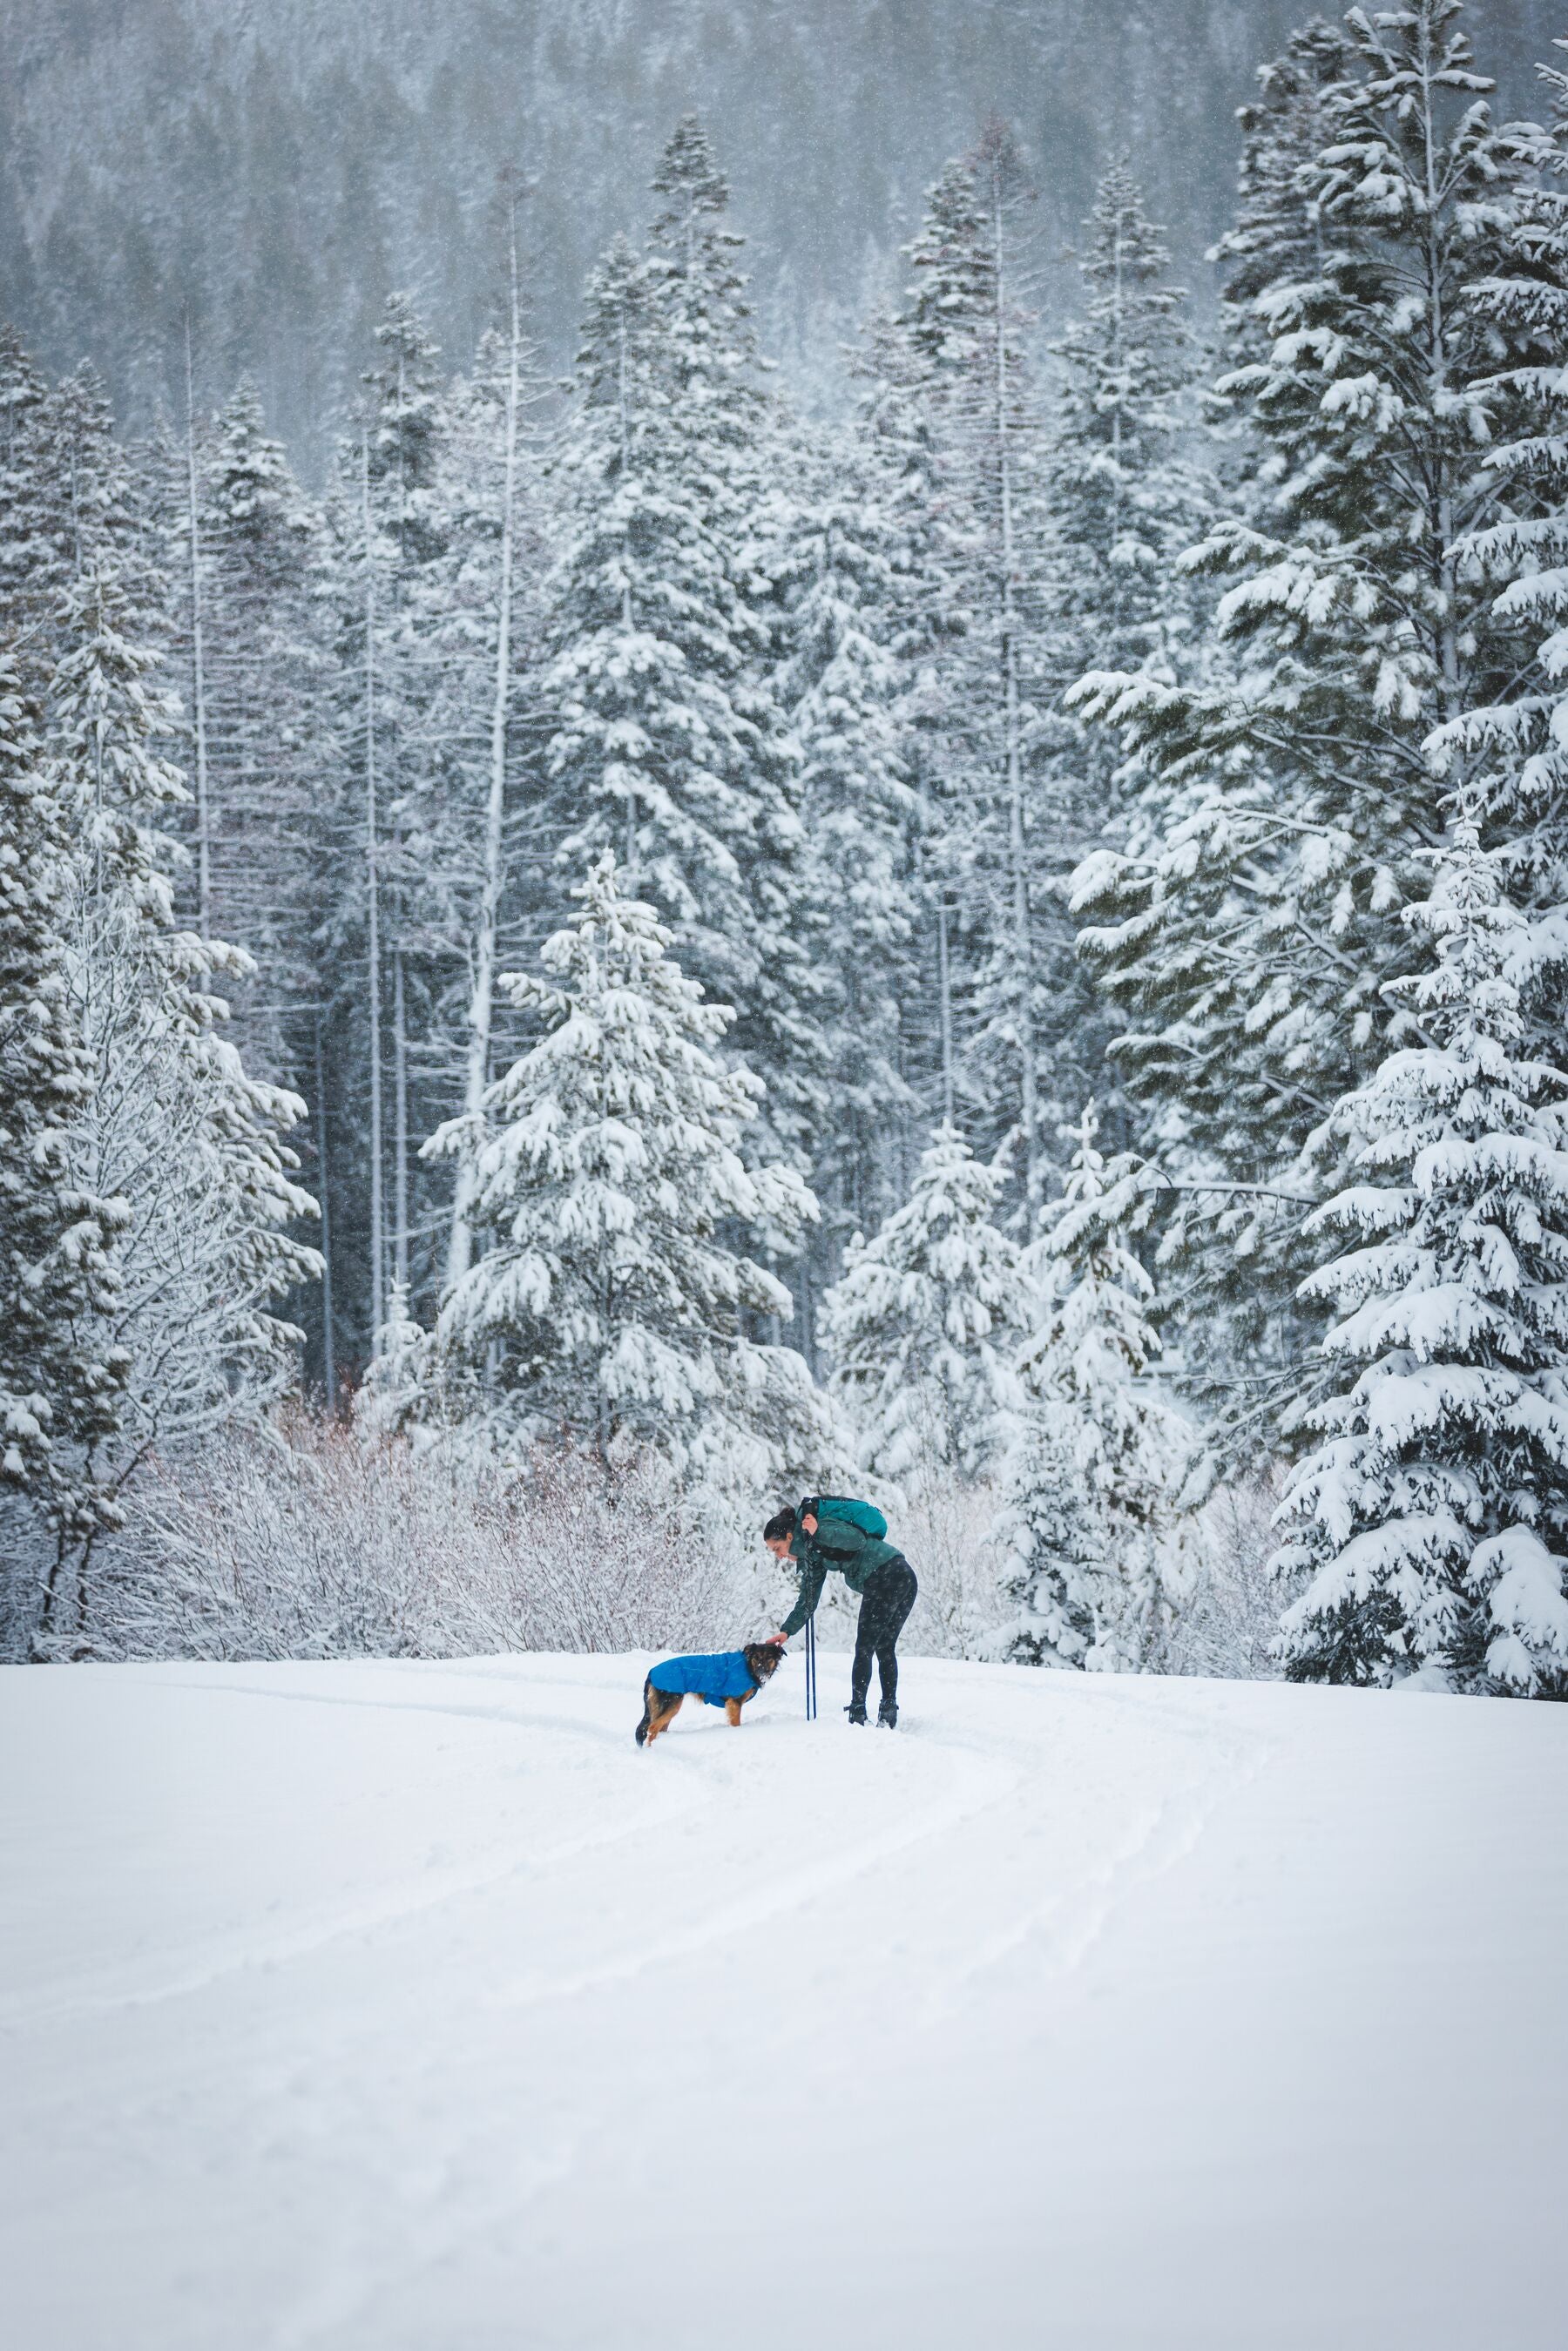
[3,0,1559,461]
[3,1651,1565,2348]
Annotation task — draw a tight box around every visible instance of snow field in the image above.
[3,1653,1565,2349]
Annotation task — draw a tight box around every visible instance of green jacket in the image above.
[779,1514,903,1638]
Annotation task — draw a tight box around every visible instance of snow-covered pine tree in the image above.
[363,294,455,1306]
[994,1104,1186,1672]
[157,375,324,1078]
[1435,39,1568,1035]
[362,293,447,571]
[355,1278,440,1447]
[849,294,970,1152]
[425,851,815,1470]
[0,324,51,681]
[44,560,321,1623]
[821,1123,1019,1485]
[0,655,125,1550]
[1068,0,1544,1457]
[1037,159,1210,1153]
[1276,816,1568,1696]
[897,121,1056,1203]
[31,361,147,622]
[990,1407,1102,1668]
[544,120,818,1169]
[768,413,921,1300]
[2,352,154,714]
[313,294,454,1358]
[1050,159,1204,710]
[1212,17,1357,469]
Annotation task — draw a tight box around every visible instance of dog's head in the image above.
[743,1641,786,1686]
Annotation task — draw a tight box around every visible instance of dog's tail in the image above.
[634,1676,652,1747]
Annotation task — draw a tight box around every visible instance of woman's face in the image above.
[764,1533,792,1560]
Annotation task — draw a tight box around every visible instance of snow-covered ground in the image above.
[3,1653,1565,2350]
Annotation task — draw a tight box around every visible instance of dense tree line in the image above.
[3,3,1566,1695]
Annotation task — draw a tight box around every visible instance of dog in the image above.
[635,1641,784,1746]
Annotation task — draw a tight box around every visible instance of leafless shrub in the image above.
[68,1413,742,1662]
[896,1480,1007,1659]
[1161,1469,1297,1681]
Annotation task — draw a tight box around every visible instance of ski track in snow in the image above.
[0,1676,696,2030]
[3,1652,1565,2351]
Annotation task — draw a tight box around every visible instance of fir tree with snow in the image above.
[314,294,457,1354]
[1211,18,1356,470]
[159,374,326,1078]
[769,415,921,1267]
[1069,0,1546,1456]
[1276,818,1568,1696]
[0,655,125,1546]
[1431,39,1568,1044]
[33,362,150,639]
[1033,159,1211,1158]
[42,561,321,1625]
[1049,159,1203,669]
[990,1409,1103,1669]
[355,1280,436,1447]
[362,294,447,568]
[995,1104,1188,1672]
[544,123,818,1167]
[0,324,51,679]
[425,851,815,1470]
[896,121,1057,1200]
[821,1123,1020,1485]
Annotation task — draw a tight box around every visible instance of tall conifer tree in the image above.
[0,657,124,1555]
[1070,0,1544,1455]
[545,120,818,1166]
[899,123,1055,1203]
[426,852,814,1469]
[1276,818,1568,1694]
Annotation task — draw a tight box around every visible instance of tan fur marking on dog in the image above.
[645,1688,684,1745]
[725,1696,746,1726]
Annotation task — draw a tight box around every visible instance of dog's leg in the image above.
[647,1690,683,1745]
[635,1679,653,1747]
[725,1696,745,1727]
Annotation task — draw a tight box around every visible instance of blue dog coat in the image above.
[647,1650,759,1706]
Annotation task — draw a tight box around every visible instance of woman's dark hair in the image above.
[763,1507,796,1542]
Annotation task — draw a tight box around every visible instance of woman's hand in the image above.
[767,1631,787,1647]
[801,1510,818,1535]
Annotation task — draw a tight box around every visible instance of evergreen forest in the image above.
[4,0,1568,1698]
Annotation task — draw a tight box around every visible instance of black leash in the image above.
[804,1616,817,1721]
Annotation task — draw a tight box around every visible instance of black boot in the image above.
[845,1699,868,1726]
[877,1701,898,1729]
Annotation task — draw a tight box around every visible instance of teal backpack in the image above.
[804,1493,888,1540]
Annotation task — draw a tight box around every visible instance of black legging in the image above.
[851,1557,918,1711]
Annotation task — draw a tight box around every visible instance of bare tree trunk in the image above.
[937,896,956,1129]
[393,945,409,1290]
[448,192,525,1289]
[362,427,386,1340]
[314,1011,338,1412]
